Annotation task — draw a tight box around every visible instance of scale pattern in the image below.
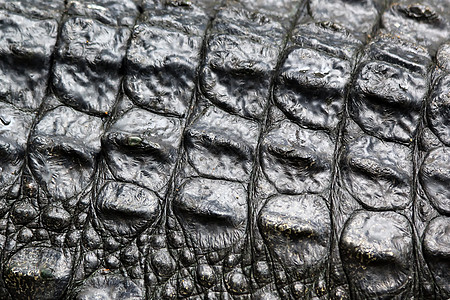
[0,0,449,299]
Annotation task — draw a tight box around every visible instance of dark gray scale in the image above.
[75,2,210,300]
[428,74,450,147]
[4,247,73,300]
[199,3,285,119]
[274,23,357,131]
[74,274,144,299]
[274,48,350,130]
[95,181,161,237]
[417,65,450,299]
[239,0,299,19]
[258,194,331,282]
[5,182,75,298]
[124,26,201,117]
[419,147,450,215]
[363,36,432,74]
[0,0,64,19]
[185,106,259,181]
[67,0,140,27]
[381,0,450,53]
[339,211,414,299]
[29,106,103,201]
[0,103,33,199]
[124,1,208,117]
[422,216,450,298]
[68,4,212,292]
[340,134,413,210]
[0,10,59,110]
[437,43,450,72]
[291,22,363,61]
[173,178,248,252]
[349,36,431,144]
[256,96,335,295]
[142,0,214,35]
[102,108,182,194]
[260,22,359,221]
[308,0,386,40]
[51,0,137,116]
[52,17,131,115]
[261,120,334,194]
[319,2,429,299]
[378,3,450,298]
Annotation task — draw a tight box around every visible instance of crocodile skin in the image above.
[0,0,449,299]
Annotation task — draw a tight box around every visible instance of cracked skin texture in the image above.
[0,0,449,299]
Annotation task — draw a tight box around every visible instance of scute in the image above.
[4,247,73,300]
[95,181,161,236]
[258,194,331,279]
[339,211,414,298]
[173,178,248,252]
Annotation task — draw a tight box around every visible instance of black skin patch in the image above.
[0,0,449,299]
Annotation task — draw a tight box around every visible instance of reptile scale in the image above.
[0,0,449,299]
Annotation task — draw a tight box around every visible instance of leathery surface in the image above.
[0,0,449,299]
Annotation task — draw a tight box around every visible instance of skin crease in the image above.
[0,0,448,299]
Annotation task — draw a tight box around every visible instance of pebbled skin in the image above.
[0,0,449,299]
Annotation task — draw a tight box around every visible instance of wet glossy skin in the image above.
[0,0,449,299]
